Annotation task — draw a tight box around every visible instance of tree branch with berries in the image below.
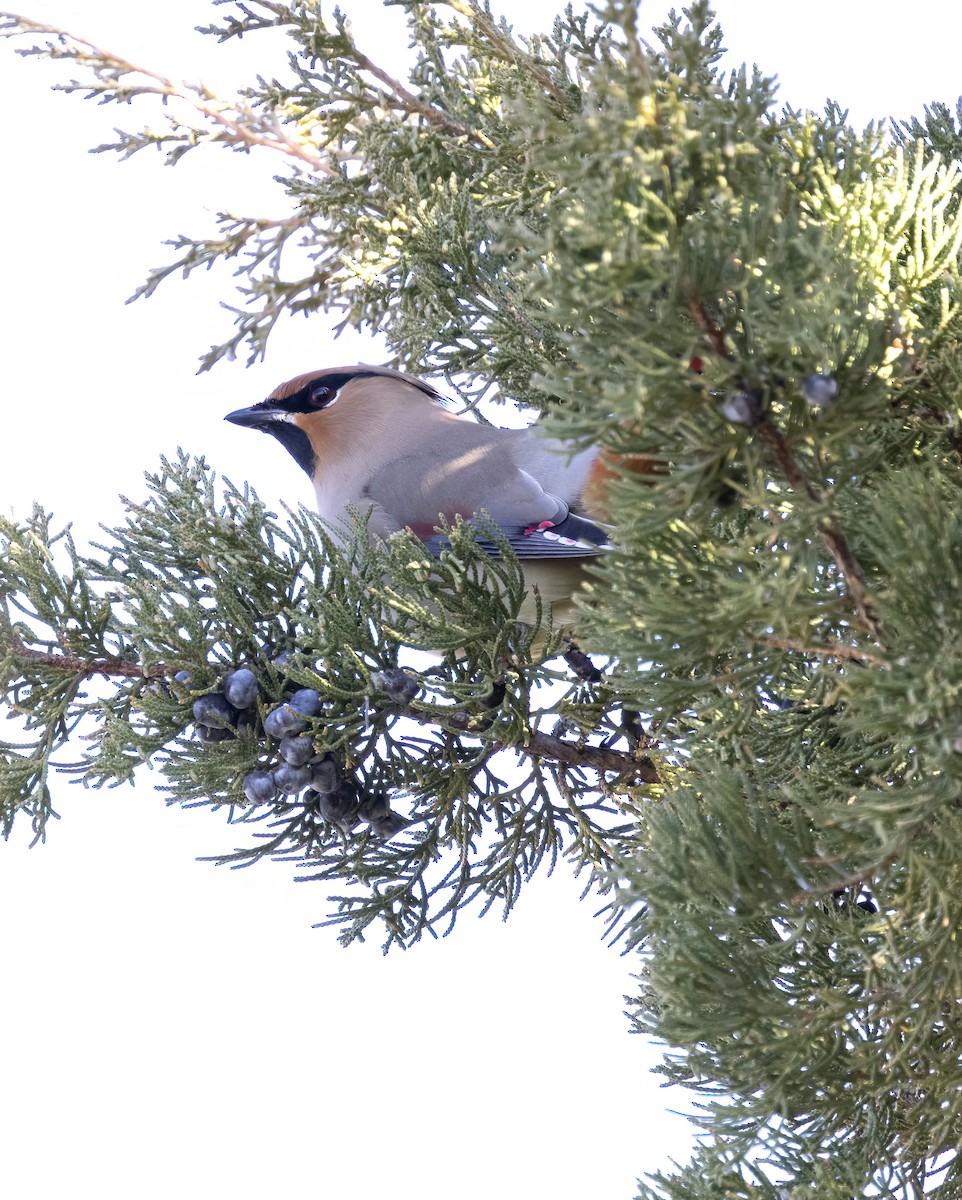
[0,455,655,948]
[6,1,962,1196]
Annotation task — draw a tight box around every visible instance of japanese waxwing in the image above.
[225,365,611,626]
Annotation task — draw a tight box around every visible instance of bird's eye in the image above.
[308,383,334,409]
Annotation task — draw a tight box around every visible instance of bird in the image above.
[224,365,613,626]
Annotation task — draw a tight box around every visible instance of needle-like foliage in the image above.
[0,453,651,948]
[4,2,962,1194]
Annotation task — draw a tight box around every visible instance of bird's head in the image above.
[225,364,445,477]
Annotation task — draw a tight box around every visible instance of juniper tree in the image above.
[4,2,962,1196]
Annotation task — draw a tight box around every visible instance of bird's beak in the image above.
[224,403,288,430]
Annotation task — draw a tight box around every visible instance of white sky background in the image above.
[1,3,961,1198]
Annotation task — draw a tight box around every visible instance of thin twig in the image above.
[687,296,731,358]
[440,0,568,107]
[687,296,883,640]
[8,637,166,680]
[348,44,496,149]
[756,419,881,638]
[793,856,895,905]
[239,0,497,147]
[4,14,336,174]
[753,635,890,668]
[407,707,659,782]
[6,636,659,782]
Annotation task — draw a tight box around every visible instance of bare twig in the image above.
[687,296,732,358]
[753,635,890,669]
[439,0,568,107]
[8,636,166,680]
[5,636,659,782]
[3,13,336,173]
[794,857,896,905]
[525,729,658,780]
[687,296,883,640]
[408,707,658,782]
[348,44,496,149]
[756,419,881,638]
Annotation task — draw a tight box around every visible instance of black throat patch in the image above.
[264,421,315,477]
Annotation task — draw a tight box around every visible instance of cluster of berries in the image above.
[178,658,407,840]
[720,373,840,426]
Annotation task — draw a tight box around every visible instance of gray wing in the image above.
[362,430,563,528]
[362,422,609,556]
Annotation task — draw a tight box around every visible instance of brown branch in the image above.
[686,296,883,641]
[4,14,336,174]
[6,636,659,782]
[348,45,496,150]
[687,296,733,358]
[525,730,658,781]
[408,707,659,783]
[756,419,881,638]
[754,416,816,497]
[440,0,568,108]
[753,635,890,669]
[8,637,166,680]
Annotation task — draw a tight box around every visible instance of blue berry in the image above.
[371,668,419,705]
[224,668,259,709]
[801,373,840,408]
[273,763,311,794]
[370,811,409,841]
[357,792,392,823]
[288,688,322,717]
[279,735,314,766]
[720,390,763,426]
[195,723,232,743]
[315,779,361,828]
[263,705,307,739]
[308,758,341,794]
[235,711,257,737]
[192,693,238,729]
[242,770,277,804]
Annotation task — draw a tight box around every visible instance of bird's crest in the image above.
[268,365,445,406]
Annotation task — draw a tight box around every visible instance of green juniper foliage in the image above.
[4,1,962,1195]
[0,454,649,947]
